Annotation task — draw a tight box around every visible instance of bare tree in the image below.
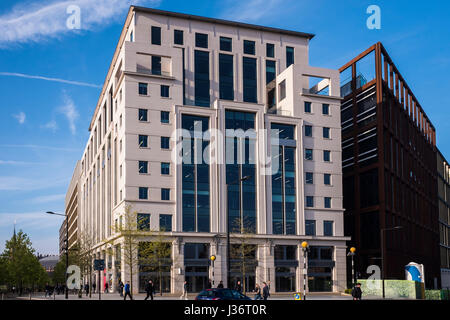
[77,230,95,297]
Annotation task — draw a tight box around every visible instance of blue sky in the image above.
[1,0,449,254]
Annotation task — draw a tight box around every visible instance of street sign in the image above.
[94,259,105,271]
[294,292,302,300]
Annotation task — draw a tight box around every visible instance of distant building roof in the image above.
[39,255,59,270]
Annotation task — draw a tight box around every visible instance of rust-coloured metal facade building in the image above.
[340,42,440,288]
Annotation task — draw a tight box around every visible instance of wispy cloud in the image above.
[41,119,58,132]
[0,144,81,152]
[0,212,63,230]
[220,0,285,23]
[0,72,101,88]
[58,93,78,135]
[0,0,161,46]
[30,194,66,204]
[12,111,26,124]
[0,160,44,166]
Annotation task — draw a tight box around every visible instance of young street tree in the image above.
[138,228,172,296]
[230,217,257,294]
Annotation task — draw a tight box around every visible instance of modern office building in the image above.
[59,161,81,255]
[72,5,349,294]
[437,150,450,288]
[340,42,441,288]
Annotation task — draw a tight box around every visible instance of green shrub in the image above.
[425,290,441,300]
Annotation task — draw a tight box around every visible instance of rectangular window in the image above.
[219,54,234,100]
[139,161,148,174]
[161,162,170,175]
[305,125,312,137]
[243,40,255,55]
[305,149,313,160]
[323,127,330,139]
[286,46,294,67]
[152,56,161,75]
[130,31,133,42]
[305,220,316,236]
[161,137,170,149]
[137,213,150,231]
[139,187,148,200]
[138,135,148,148]
[174,29,183,45]
[324,173,331,185]
[278,80,286,100]
[306,196,314,208]
[306,172,313,184]
[161,85,170,97]
[138,109,148,121]
[324,220,333,236]
[322,104,330,115]
[195,33,208,48]
[266,43,275,58]
[220,36,232,51]
[304,101,312,113]
[161,111,170,123]
[151,26,161,45]
[138,83,148,95]
[324,197,332,208]
[323,150,331,162]
[266,60,276,84]
[195,50,210,107]
[161,188,170,201]
[243,57,257,103]
[159,214,172,231]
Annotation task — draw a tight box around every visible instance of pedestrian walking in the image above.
[253,284,262,300]
[180,280,188,300]
[262,282,270,300]
[144,280,155,301]
[235,280,242,293]
[104,282,109,293]
[217,281,224,289]
[118,280,124,297]
[84,283,89,297]
[123,281,132,300]
[44,283,50,298]
[92,282,96,294]
[351,283,362,300]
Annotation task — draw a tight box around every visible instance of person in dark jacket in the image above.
[118,280,124,297]
[123,281,132,300]
[235,281,242,293]
[217,281,224,289]
[351,283,362,300]
[84,283,89,297]
[262,282,270,300]
[92,282,96,294]
[144,280,155,300]
[253,284,262,300]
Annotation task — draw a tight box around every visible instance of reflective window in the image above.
[323,150,331,162]
[220,37,232,52]
[139,135,148,148]
[286,47,294,67]
[161,188,170,201]
[305,220,316,235]
[266,60,276,84]
[266,43,275,58]
[138,109,148,121]
[243,40,255,55]
[138,82,148,95]
[195,33,208,48]
[152,56,161,75]
[159,214,172,231]
[324,197,331,208]
[139,161,148,174]
[161,111,170,123]
[305,125,312,137]
[306,196,314,207]
[161,137,170,149]
[151,26,161,45]
[219,54,234,100]
[195,50,210,107]
[306,172,313,184]
[161,162,170,175]
[271,123,295,140]
[139,187,148,200]
[324,173,331,185]
[161,85,170,97]
[324,221,333,236]
[305,149,313,160]
[304,101,312,113]
[137,213,150,231]
[322,104,330,115]
[174,29,183,45]
[243,57,257,103]
[323,127,330,139]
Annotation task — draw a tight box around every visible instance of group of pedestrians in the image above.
[252,282,270,300]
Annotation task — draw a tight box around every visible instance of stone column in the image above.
[257,241,275,290]
[333,245,348,293]
[214,240,227,288]
[172,238,185,295]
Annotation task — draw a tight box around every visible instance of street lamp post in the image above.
[381,226,403,299]
[347,247,356,287]
[225,175,251,289]
[301,241,308,300]
[210,255,216,287]
[46,211,68,300]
